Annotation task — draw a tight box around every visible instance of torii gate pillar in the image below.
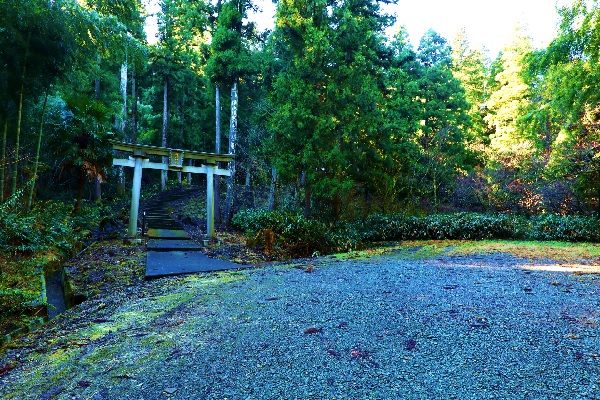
[206,163,216,238]
[128,151,145,237]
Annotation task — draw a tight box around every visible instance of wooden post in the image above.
[128,152,144,237]
[206,163,215,238]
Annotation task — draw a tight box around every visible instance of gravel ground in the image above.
[1,249,600,399]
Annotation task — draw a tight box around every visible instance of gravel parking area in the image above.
[1,248,600,399]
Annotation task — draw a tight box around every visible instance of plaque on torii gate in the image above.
[109,140,234,238]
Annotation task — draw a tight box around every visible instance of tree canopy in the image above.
[2,0,600,219]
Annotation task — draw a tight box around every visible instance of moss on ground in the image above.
[446,240,600,261]
[332,240,600,264]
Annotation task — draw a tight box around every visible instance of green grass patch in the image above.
[447,240,600,261]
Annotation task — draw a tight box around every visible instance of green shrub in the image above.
[232,209,339,257]
[355,213,524,242]
[0,201,99,254]
[231,208,288,233]
[0,287,38,317]
[421,213,525,240]
[233,209,600,258]
[527,214,600,242]
[0,200,106,324]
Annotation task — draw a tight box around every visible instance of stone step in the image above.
[146,220,183,226]
[147,239,202,251]
[147,229,189,240]
[146,251,248,278]
[143,208,170,213]
[144,215,177,220]
[147,224,183,231]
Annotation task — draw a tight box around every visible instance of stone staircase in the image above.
[142,189,245,278]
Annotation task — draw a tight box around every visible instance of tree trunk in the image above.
[12,85,25,197]
[74,169,85,214]
[304,182,311,219]
[1,114,7,203]
[432,166,439,213]
[94,177,102,202]
[12,32,30,197]
[224,81,238,226]
[95,55,101,98]
[28,89,49,210]
[131,61,138,140]
[120,60,128,134]
[268,165,277,210]
[161,79,169,190]
[214,85,221,222]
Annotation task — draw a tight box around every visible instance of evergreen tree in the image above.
[485,25,535,164]
[526,0,600,210]
[377,27,422,212]
[482,26,544,212]
[450,29,491,150]
[153,0,212,189]
[206,0,254,224]
[415,29,473,210]
[270,0,394,219]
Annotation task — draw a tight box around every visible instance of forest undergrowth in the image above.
[3,184,600,348]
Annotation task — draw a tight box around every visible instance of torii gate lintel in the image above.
[110,140,235,238]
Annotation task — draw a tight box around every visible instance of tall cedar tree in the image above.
[270,0,394,219]
[207,0,253,225]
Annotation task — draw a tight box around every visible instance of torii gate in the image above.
[110,140,234,238]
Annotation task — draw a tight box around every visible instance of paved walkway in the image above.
[142,191,245,278]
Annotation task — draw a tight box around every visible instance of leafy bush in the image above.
[526,214,600,242]
[0,200,106,323]
[0,287,38,317]
[233,209,337,257]
[233,209,600,257]
[0,201,101,255]
[422,213,525,240]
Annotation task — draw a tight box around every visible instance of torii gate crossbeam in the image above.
[110,140,234,238]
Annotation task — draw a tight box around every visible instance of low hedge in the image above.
[233,209,600,257]
[232,209,336,257]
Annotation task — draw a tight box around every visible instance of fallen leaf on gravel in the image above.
[40,386,65,400]
[0,362,16,375]
[350,348,368,359]
[164,387,178,395]
[469,316,490,328]
[304,327,322,334]
[327,349,341,358]
[113,374,135,380]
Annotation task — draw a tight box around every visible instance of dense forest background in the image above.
[3,0,600,222]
